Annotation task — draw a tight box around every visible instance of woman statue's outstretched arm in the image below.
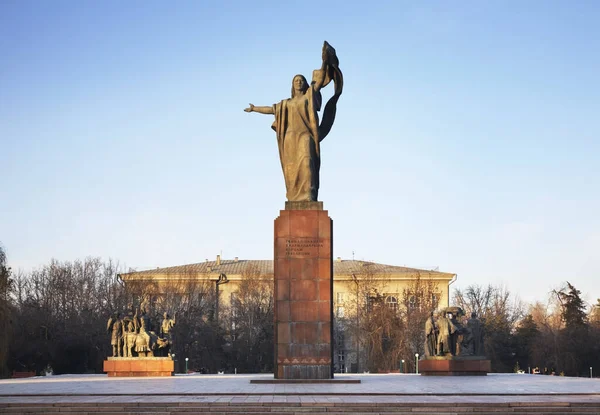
[244,103,274,114]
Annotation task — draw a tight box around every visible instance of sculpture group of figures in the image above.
[424,307,485,358]
[106,305,176,358]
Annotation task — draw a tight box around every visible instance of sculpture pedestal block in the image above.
[419,357,491,376]
[274,203,333,379]
[103,357,174,377]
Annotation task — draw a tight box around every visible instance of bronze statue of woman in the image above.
[244,41,343,202]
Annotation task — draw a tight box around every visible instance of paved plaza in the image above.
[1,373,599,403]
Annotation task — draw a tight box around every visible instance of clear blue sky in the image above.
[1,1,599,305]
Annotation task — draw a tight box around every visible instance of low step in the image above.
[1,402,600,415]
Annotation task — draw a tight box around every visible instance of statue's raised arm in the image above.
[243,41,343,202]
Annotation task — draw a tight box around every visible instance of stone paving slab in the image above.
[0,373,599,397]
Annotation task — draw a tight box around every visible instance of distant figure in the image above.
[122,302,136,333]
[437,312,459,356]
[447,312,461,356]
[160,312,176,356]
[106,312,123,357]
[424,311,438,357]
[467,312,485,356]
[139,307,153,333]
[458,316,473,356]
[122,321,136,357]
[136,307,158,356]
[161,312,176,340]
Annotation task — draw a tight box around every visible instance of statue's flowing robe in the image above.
[271,42,343,202]
[272,87,321,201]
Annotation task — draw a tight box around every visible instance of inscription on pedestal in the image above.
[285,238,324,257]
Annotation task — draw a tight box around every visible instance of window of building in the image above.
[409,295,417,309]
[432,293,439,308]
[336,331,345,347]
[337,349,346,374]
[386,296,398,311]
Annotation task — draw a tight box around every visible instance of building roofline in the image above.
[118,259,456,280]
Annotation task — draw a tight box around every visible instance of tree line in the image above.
[454,282,600,376]
[0,244,598,377]
[0,246,273,376]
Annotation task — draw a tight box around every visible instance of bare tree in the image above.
[0,244,13,377]
[362,291,405,372]
[399,273,442,372]
[336,264,390,372]
[453,284,524,372]
[335,269,442,373]
[9,258,126,374]
[228,264,274,373]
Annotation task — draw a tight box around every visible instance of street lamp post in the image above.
[415,353,419,374]
[591,367,593,378]
[214,273,229,325]
[400,359,404,374]
[185,357,189,374]
[351,274,360,373]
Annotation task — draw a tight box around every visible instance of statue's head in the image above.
[291,74,308,98]
[471,312,477,318]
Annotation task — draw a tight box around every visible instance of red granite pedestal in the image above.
[419,357,491,376]
[273,201,333,380]
[103,357,174,377]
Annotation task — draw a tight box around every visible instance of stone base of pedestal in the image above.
[274,203,333,380]
[419,357,491,376]
[103,357,174,377]
[250,378,360,384]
